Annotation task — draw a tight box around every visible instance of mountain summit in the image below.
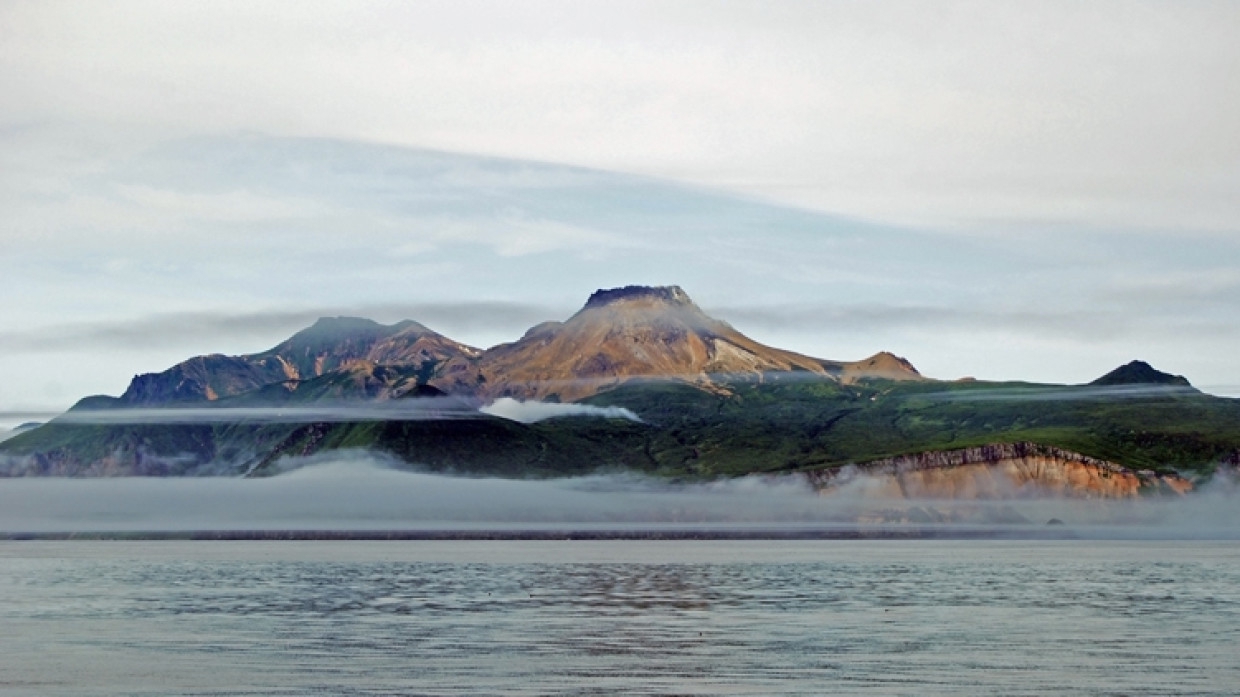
[581,284,697,309]
[1090,360,1194,388]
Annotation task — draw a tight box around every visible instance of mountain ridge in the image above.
[106,285,925,407]
[116,318,481,406]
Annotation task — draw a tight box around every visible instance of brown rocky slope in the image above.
[808,442,1193,499]
[120,317,480,404]
[113,286,922,406]
[437,285,923,401]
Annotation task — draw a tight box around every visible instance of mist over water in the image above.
[1,452,1237,537]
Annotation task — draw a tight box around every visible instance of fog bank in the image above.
[4,398,637,428]
[0,453,1237,538]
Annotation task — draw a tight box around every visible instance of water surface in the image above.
[2,540,1237,696]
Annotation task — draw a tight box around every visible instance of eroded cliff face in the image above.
[808,442,1192,499]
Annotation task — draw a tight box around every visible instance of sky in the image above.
[1,0,1238,420]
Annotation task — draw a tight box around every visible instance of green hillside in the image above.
[246,375,1240,479]
[4,370,1239,480]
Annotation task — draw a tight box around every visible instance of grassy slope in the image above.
[577,376,1240,477]
[4,374,1239,477]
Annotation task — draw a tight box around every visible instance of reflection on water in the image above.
[1,541,1239,696]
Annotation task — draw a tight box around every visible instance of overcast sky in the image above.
[1,0,1238,417]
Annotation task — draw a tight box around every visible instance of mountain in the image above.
[2,286,1239,486]
[466,285,922,402]
[106,285,922,406]
[1090,360,1195,389]
[117,317,480,405]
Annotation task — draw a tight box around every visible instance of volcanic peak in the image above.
[583,285,695,310]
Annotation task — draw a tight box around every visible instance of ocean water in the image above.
[1,540,1238,696]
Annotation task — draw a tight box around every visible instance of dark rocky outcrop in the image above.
[1091,360,1194,388]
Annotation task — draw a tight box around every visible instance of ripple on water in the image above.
[0,540,1238,696]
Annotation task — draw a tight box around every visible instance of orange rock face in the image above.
[810,443,1193,499]
[442,285,923,402]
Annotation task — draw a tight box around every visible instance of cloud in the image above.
[401,212,635,258]
[914,384,1203,403]
[1096,270,1240,308]
[712,303,1128,337]
[0,303,562,353]
[113,184,335,224]
[4,396,641,428]
[480,398,641,424]
[4,3,1237,232]
[0,411,57,422]
[0,453,1236,537]
[42,399,483,426]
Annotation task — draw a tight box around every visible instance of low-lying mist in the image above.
[479,398,641,423]
[921,384,1203,402]
[11,397,640,427]
[0,452,1236,538]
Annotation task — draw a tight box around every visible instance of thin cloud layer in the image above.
[18,398,642,427]
[917,384,1204,403]
[3,3,1236,231]
[1,393,648,429]
[713,304,1134,339]
[47,400,481,426]
[0,302,561,353]
[0,454,1236,537]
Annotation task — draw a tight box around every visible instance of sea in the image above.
[2,539,1238,696]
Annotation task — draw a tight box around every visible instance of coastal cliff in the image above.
[808,443,1193,499]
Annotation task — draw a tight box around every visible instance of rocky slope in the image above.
[108,286,922,406]
[452,285,922,401]
[119,317,480,404]
[808,442,1193,499]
